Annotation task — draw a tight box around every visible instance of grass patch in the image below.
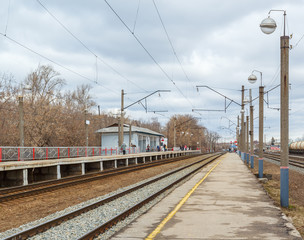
[262,179,304,237]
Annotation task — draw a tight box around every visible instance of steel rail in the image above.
[0,154,202,203]
[3,153,222,240]
[77,153,223,240]
[263,152,304,168]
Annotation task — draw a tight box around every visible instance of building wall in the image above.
[101,133,118,148]
[101,133,134,148]
[101,132,160,152]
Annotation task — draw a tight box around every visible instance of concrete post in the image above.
[81,163,85,175]
[258,86,264,178]
[129,124,132,148]
[250,105,254,168]
[237,115,240,156]
[57,165,61,179]
[85,109,88,154]
[246,115,249,164]
[241,85,245,160]
[119,89,124,147]
[280,35,289,207]
[173,118,176,149]
[23,169,28,185]
[19,96,24,160]
[19,96,24,147]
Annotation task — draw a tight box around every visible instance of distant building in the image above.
[96,123,164,152]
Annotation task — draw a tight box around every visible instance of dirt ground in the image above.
[0,156,205,232]
[250,157,304,237]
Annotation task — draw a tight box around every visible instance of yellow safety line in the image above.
[145,158,223,240]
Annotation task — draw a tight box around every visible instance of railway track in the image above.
[0,153,203,203]
[2,153,223,240]
[264,152,304,168]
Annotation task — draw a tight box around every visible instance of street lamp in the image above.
[260,10,289,207]
[248,70,264,177]
[260,16,277,34]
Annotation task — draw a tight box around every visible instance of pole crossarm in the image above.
[192,109,225,112]
[123,90,170,111]
[221,116,236,128]
[196,85,241,107]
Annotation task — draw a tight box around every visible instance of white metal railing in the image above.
[0,146,138,162]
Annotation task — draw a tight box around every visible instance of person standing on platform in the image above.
[121,142,127,155]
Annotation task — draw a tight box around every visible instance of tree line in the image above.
[0,65,220,151]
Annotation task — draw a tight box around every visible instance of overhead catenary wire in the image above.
[0,32,120,96]
[152,0,196,91]
[35,0,148,95]
[4,0,11,35]
[132,0,141,34]
[103,0,194,109]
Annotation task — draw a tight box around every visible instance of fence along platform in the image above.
[0,146,138,162]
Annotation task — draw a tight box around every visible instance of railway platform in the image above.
[0,150,199,188]
[112,153,301,239]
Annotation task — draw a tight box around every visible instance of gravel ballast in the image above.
[0,157,212,240]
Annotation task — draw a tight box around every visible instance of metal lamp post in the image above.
[260,10,289,207]
[248,70,264,177]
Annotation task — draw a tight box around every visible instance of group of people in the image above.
[180,145,190,151]
[146,144,167,152]
[121,142,191,154]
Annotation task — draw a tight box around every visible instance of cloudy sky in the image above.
[1,0,304,143]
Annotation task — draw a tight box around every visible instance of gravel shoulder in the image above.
[251,157,304,237]
[0,156,204,232]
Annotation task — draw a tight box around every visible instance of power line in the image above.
[103,0,194,108]
[292,33,304,49]
[132,0,141,34]
[36,0,148,94]
[0,32,120,96]
[152,0,195,89]
[4,0,11,35]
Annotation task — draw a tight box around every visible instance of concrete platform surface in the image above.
[112,153,302,240]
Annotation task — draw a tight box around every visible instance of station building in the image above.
[96,123,164,152]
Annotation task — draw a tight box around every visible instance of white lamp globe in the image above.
[248,74,257,84]
[260,17,277,34]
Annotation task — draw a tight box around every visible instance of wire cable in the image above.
[35,0,147,94]
[0,32,120,96]
[103,0,194,108]
[4,0,11,35]
[132,0,141,34]
[152,0,195,89]
[292,33,304,49]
